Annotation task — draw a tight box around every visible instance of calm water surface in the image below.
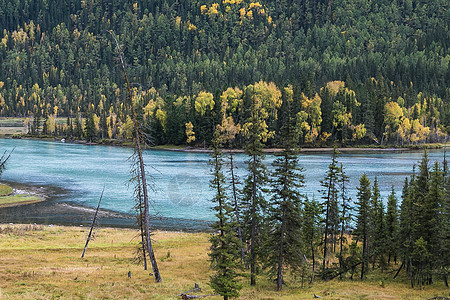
[0,139,445,223]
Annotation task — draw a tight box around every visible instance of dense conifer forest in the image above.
[0,2,449,298]
[207,135,449,297]
[0,0,448,146]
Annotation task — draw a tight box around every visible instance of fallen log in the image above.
[178,284,216,299]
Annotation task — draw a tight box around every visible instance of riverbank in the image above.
[0,182,45,208]
[10,135,449,154]
[0,223,448,299]
[0,181,211,231]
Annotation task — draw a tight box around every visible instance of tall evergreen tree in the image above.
[399,176,415,287]
[302,196,322,284]
[385,186,399,264]
[425,161,446,285]
[354,173,371,279]
[84,111,96,142]
[209,132,242,300]
[240,85,273,286]
[265,86,305,290]
[410,151,431,286]
[370,177,386,270]
[440,159,450,287]
[337,163,352,275]
[319,148,340,278]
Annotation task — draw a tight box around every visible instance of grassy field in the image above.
[0,183,43,208]
[0,118,25,135]
[0,194,42,208]
[0,184,13,196]
[0,224,448,299]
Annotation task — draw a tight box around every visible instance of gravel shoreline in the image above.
[0,181,211,232]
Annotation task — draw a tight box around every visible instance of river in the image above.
[0,138,445,230]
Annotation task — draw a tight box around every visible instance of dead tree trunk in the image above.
[81,187,104,258]
[109,31,161,282]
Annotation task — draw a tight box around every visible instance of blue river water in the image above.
[0,138,446,223]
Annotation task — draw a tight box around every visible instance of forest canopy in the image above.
[0,0,448,146]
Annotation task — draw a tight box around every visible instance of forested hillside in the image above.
[0,0,448,146]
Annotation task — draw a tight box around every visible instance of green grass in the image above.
[0,194,42,208]
[0,184,13,196]
[0,183,43,207]
[150,144,188,150]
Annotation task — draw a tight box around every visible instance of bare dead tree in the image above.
[0,149,13,176]
[81,186,104,258]
[130,161,147,270]
[108,31,161,282]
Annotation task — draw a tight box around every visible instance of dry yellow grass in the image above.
[0,224,448,299]
[0,127,25,135]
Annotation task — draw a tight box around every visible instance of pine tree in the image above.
[74,112,83,138]
[84,111,96,142]
[385,186,399,264]
[319,148,340,278]
[337,163,352,276]
[216,103,245,265]
[302,196,322,284]
[354,173,371,279]
[399,176,415,287]
[110,31,161,282]
[265,86,305,290]
[209,132,242,300]
[410,151,432,286]
[440,160,450,287]
[240,87,271,286]
[370,177,386,270]
[426,161,445,284]
[238,82,282,285]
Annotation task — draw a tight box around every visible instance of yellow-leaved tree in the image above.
[194,91,215,116]
[384,101,403,143]
[185,121,196,144]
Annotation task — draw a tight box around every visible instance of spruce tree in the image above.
[209,132,242,300]
[240,85,273,286]
[440,160,450,287]
[410,151,432,286]
[302,196,322,284]
[399,176,415,287]
[370,177,386,270]
[426,162,446,285]
[265,86,305,290]
[354,173,371,279]
[319,148,340,278]
[385,186,399,264]
[216,104,245,265]
[337,163,352,276]
[84,111,96,142]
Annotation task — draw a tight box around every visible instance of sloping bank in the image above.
[0,181,211,232]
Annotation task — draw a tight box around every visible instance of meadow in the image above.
[0,224,448,299]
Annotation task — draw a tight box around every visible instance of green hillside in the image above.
[0,0,448,146]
